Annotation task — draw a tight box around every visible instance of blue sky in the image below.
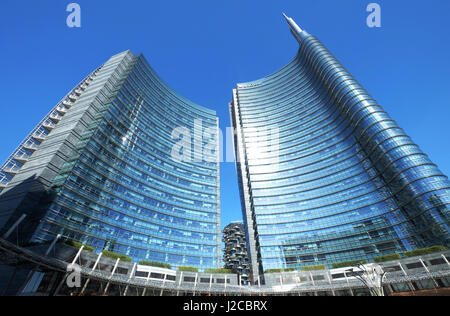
[1,0,450,229]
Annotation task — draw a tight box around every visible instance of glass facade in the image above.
[0,51,221,271]
[230,15,450,278]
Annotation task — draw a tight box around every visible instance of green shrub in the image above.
[301,265,326,271]
[178,266,198,272]
[204,268,232,274]
[65,240,94,252]
[332,260,367,269]
[264,268,295,274]
[404,246,448,258]
[374,254,402,263]
[139,261,172,269]
[102,250,132,262]
[82,245,95,252]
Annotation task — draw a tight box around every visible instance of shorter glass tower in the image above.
[0,51,221,271]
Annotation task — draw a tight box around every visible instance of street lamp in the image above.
[346,262,389,296]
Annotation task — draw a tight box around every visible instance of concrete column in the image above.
[81,252,103,294]
[2,214,26,239]
[295,271,301,296]
[44,234,61,256]
[327,271,335,296]
[142,269,151,297]
[344,272,354,296]
[53,245,85,296]
[160,273,168,296]
[17,234,61,296]
[419,258,439,289]
[104,258,120,295]
[176,271,183,296]
[71,246,85,264]
[442,254,450,268]
[209,274,213,291]
[310,272,317,296]
[398,262,415,292]
[123,263,136,297]
[192,273,198,296]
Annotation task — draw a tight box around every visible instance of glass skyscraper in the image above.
[230,14,450,279]
[0,51,221,270]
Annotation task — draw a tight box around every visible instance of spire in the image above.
[282,13,305,43]
[283,13,303,33]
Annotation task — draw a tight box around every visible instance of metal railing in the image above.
[13,153,30,163]
[2,165,21,175]
[0,236,449,296]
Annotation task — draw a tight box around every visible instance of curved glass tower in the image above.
[0,51,221,270]
[230,15,450,278]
